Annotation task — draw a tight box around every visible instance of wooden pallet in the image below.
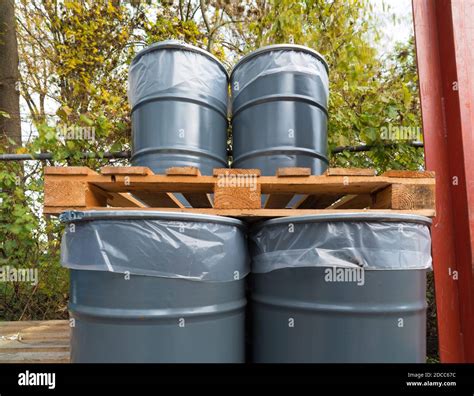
[0,320,70,363]
[43,166,436,220]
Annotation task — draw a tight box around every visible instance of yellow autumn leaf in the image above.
[16,147,29,154]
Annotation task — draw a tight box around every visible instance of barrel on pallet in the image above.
[129,40,229,174]
[249,213,432,363]
[230,44,330,175]
[60,211,248,363]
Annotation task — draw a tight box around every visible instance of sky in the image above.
[370,0,414,55]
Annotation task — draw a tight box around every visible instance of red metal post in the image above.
[412,0,474,362]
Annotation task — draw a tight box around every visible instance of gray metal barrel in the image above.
[249,213,432,363]
[129,41,229,174]
[230,44,329,175]
[60,211,248,363]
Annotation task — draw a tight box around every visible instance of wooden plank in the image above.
[0,341,69,353]
[0,320,68,328]
[15,332,70,341]
[0,352,70,363]
[131,191,184,208]
[0,326,69,338]
[382,170,435,178]
[260,175,434,195]
[89,175,216,194]
[213,168,261,177]
[373,184,436,210]
[89,175,385,194]
[182,193,213,208]
[59,207,436,218]
[0,320,70,364]
[328,194,373,209]
[264,194,294,209]
[44,166,96,176]
[213,169,261,209]
[166,167,201,176]
[107,192,146,208]
[294,194,343,209]
[84,174,434,194]
[101,166,153,176]
[326,168,377,176]
[44,206,89,214]
[276,167,311,177]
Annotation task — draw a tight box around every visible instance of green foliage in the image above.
[0,161,68,320]
[17,0,146,154]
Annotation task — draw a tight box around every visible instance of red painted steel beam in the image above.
[412,0,474,362]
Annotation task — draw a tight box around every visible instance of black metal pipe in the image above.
[0,151,131,161]
[0,142,424,162]
[331,142,424,153]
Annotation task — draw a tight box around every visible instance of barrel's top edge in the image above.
[131,40,229,78]
[253,212,432,229]
[230,44,329,78]
[59,210,246,228]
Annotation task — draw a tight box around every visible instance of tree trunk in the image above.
[0,0,21,151]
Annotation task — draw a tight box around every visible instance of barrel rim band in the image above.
[231,94,328,118]
[131,94,229,119]
[230,44,329,78]
[131,40,229,78]
[69,298,247,320]
[251,294,427,314]
[131,146,228,166]
[252,213,433,229]
[60,210,246,228]
[232,146,329,166]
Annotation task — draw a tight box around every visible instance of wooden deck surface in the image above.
[0,320,70,363]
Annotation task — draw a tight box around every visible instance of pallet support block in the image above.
[373,183,436,210]
[44,167,107,211]
[213,169,261,209]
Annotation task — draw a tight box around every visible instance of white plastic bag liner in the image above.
[128,40,228,116]
[249,213,432,273]
[60,211,249,282]
[231,46,329,107]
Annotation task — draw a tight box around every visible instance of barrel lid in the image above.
[230,44,329,78]
[253,212,432,229]
[60,210,246,228]
[131,40,229,77]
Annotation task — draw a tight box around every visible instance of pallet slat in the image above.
[329,194,373,209]
[276,167,311,177]
[45,207,435,219]
[326,168,377,176]
[131,191,184,208]
[294,193,345,209]
[107,192,146,208]
[264,193,294,209]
